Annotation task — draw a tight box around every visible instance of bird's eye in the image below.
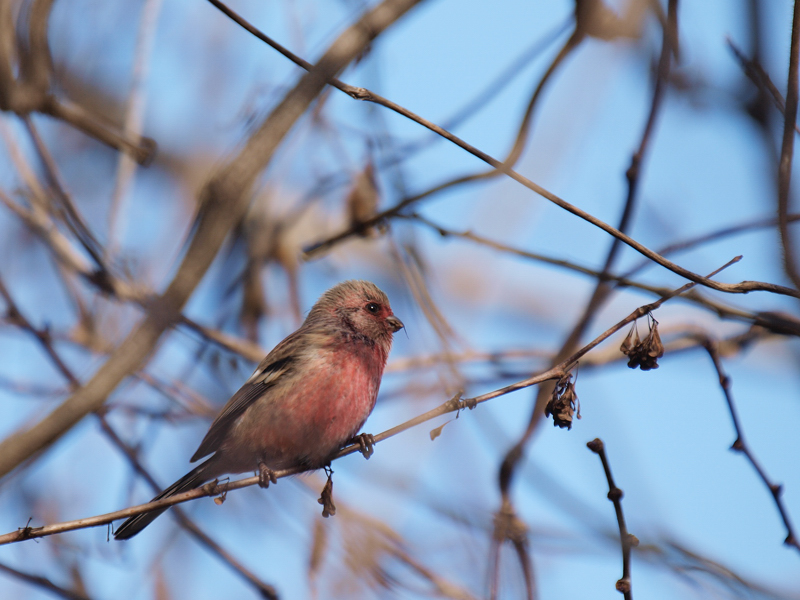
[365,302,380,314]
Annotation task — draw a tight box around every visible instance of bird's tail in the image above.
[114,459,215,540]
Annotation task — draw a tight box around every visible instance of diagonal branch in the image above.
[587,438,637,600]
[699,337,800,555]
[776,0,800,291]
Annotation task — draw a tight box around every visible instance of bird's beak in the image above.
[386,315,404,333]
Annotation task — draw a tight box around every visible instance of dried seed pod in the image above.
[646,320,664,358]
[624,314,664,370]
[545,374,581,429]
[347,162,380,237]
[620,323,640,356]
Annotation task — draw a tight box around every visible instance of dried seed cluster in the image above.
[545,374,580,429]
[620,314,664,371]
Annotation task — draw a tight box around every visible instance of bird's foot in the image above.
[318,465,336,518]
[348,433,375,459]
[257,461,278,488]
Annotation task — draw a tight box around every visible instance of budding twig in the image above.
[587,438,638,600]
[699,338,800,555]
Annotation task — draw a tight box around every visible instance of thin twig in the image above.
[0,561,91,600]
[727,38,800,135]
[409,213,800,338]
[587,438,637,600]
[776,0,800,291]
[21,115,107,271]
[497,3,679,549]
[0,275,79,388]
[699,338,800,554]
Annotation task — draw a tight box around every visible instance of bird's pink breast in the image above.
[224,341,386,471]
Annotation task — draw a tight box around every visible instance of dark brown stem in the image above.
[776,0,800,291]
[699,338,800,554]
[587,438,636,600]
[21,115,107,271]
[0,561,90,600]
[728,39,800,135]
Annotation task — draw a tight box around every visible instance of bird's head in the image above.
[310,280,403,343]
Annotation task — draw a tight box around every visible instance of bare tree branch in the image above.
[587,438,638,600]
[699,337,800,554]
[776,0,800,291]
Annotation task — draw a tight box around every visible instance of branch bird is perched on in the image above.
[115,280,403,540]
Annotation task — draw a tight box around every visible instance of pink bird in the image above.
[115,280,403,539]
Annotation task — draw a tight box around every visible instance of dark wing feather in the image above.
[189,331,302,462]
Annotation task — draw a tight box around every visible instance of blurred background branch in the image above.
[0,0,798,599]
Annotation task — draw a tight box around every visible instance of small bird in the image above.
[114,280,403,539]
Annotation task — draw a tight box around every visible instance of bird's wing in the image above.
[189,330,302,462]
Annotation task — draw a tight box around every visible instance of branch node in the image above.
[587,438,604,453]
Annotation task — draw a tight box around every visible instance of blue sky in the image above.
[1,0,799,599]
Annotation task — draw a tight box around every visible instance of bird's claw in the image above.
[257,461,277,488]
[349,433,375,459]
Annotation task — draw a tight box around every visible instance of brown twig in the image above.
[409,213,800,339]
[0,275,79,388]
[587,438,637,600]
[698,337,800,554]
[727,39,800,135]
[776,1,800,291]
[297,60,794,298]
[21,115,107,271]
[620,213,800,280]
[0,561,91,600]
